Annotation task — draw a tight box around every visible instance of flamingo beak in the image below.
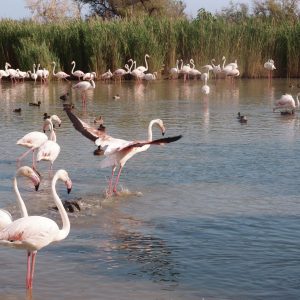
[35,183,40,191]
[66,179,72,194]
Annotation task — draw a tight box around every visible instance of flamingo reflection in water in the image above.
[64,108,182,196]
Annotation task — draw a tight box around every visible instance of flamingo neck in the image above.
[222,57,226,69]
[147,119,160,141]
[48,120,56,142]
[71,62,75,74]
[296,94,300,108]
[144,55,149,71]
[52,62,56,76]
[51,173,70,241]
[90,80,95,88]
[13,176,28,218]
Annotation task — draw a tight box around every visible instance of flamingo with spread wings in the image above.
[64,109,182,196]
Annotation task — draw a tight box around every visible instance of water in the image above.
[0,78,300,300]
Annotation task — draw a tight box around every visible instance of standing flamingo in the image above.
[0,166,40,230]
[72,79,96,104]
[64,109,182,196]
[37,119,61,173]
[0,169,72,289]
[273,93,300,114]
[136,54,150,73]
[16,131,48,169]
[71,61,84,81]
[169,60,179,79]
[264,59,276,82]
[52,61,70,81]
[201,77,210,95]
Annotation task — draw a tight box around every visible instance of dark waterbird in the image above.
[29,101,41,107]
[13,108,22,113]
[60,92,70,101]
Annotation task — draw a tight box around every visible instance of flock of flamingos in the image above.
[0,54,299,291]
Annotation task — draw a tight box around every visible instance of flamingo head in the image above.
[17,166,41,191]
[156,119,165,136]
[57,170,72,194]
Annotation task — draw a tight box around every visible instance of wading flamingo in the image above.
[201,77,210,95]
[37,119,61,173]
[264,59,276,81]
[169,60,179,79]
[273,93,300,114]
[71,61,84,81]
[16,131,48,169]
[0,169,72,289]
[0,166,40,230]
[136,54,150,73]
[113,64,130,82]
[64,109,182,196]
[72,79,95,104]
[52,61,70,81]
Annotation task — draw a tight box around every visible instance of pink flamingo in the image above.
[16,131,48,169]
[71,60,85,81]
[273,93,300,114]
[52,61,70,81]
[64,109,182,196]
[0,169,72,289]
[72,79,95,104]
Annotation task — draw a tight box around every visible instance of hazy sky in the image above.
[0,0,253,19]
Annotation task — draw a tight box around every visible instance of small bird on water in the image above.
[13,108,22,113]
[237,112,247,123]
[29,101,41,107]
[60,92,69,101]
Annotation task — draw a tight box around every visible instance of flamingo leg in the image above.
[26,252,31,289]
[113,166,123,194]
[28,251,37,289]
[17,148,34,167]
[107,166,117,196]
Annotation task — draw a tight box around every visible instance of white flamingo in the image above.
[211,59,222,78]
[72,79,96,103]
[113,64,130,82]
[16,131,48,169]
[201,77,210,95]
[144,72,157,81]
[64,109,182,196]
[100,69,113,82]
[0,169,72,289]
[264,59,276,81]
[37,119,60,172]
[179,59,190,81]
[0,166,40,230]
[273,93,300,114]
[189,59,201,79]
[71,61,84,81]
[136,54,150,73]
[169,60,179,79]
[83,72,96,80]
[52,61,70,81]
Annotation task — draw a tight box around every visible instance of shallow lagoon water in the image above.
[0,78,299,299]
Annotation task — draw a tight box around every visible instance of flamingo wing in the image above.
[64,108,107,142]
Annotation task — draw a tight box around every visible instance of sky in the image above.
[0,0,253,19]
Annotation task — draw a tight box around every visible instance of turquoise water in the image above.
[0,78,299,299]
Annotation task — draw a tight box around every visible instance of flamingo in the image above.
[273,93,300,114]
[5,62,18,82]
[35,64,45,83]
[72,79,95,103]
[264,59,276,81]
[222,57,240,81]
[0,169,72,289]
[201,77,210,95]
[16,131,48,169]
[37,119,60,173]
[83,72,96,80]
[189,59,201,79]
[169,60,179,79]
[211,59,222,78]
[52,61,70,81]
[136,54,150,73]
[28,64,38,82]
[71,61,84,81]
[144,72,157,81]
[43,113,62,129]
[113,64,130,82]
[100,69,113,82]
[64,108,182,196]
[0,166,40,230]
[179,59,190,81]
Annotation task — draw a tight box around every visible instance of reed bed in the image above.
[0,16,299,78]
